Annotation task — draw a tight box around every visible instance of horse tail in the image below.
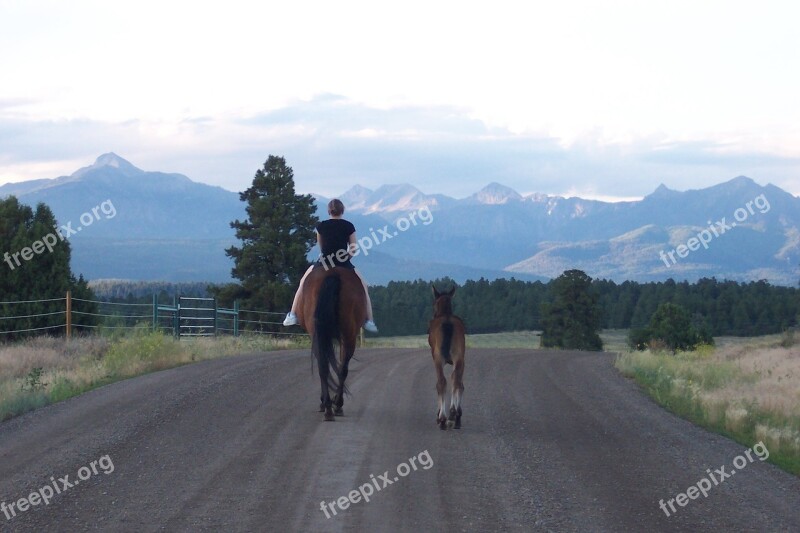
[441,321,454,364]
[314,274,345,393]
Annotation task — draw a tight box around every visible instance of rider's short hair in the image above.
[328,199,345,216]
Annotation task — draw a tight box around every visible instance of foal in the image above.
[427,285,466,430]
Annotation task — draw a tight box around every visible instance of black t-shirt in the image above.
[317,219,356,265]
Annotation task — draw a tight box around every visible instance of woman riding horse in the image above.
[283,198,375,421]
[283,198,377,332]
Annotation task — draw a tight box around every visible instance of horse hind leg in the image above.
[320,378,334,422]
[450,359,465,429]
[317,344,335,422]
[435,362,447,430]
[334,390,343,416]
[335,342,354,416]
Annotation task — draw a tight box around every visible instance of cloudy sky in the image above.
[1,0,798,200]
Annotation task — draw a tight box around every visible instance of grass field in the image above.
[365,330,544,349]
[366,329,630,351]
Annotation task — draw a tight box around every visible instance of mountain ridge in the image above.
[2,154,798,285]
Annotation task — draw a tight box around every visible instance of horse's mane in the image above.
[433,295,453,317]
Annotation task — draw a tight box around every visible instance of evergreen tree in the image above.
[541,269,603,351]
[629,302,712,353]
[0,197,98,338]
[224,156,318,311]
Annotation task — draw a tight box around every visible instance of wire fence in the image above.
[0,292,308,340]
[0,296,67,337]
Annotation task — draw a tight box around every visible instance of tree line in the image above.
[370,276,798,338]
[86,271,798,343]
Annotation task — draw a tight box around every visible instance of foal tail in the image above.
[440,321,454,364]
[314,275,345,393]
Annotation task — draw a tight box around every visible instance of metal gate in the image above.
[178,297,216,337]
[152,295,240,338]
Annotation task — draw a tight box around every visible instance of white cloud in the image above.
[1,96,797,199]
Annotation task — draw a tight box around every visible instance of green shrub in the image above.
[628,303,713,353]
[103,331,184,375]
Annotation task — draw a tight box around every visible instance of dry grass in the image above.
[706,345,800,420]
[616,334,800,475]
[0,332,308,421]
[0,336,110,379]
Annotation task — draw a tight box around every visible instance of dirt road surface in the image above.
[1,348,798,532]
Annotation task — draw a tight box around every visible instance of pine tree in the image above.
[628,302,711,353]
[541,269,603,351]
[0,197,98,338]
[224,156,318,311]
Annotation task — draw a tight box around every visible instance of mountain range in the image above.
[1,153,798,286]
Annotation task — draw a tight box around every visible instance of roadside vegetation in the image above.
[0,331,308,422]
[616,331,800,475]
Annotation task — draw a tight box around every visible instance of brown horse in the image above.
[427,285,466,430]
[297,265,367,421]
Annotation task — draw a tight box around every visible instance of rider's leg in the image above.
[291,265,314,312]
[354,268,375,322]
[284,265,314,325]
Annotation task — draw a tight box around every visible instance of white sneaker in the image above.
[364,320,378,333]
[283,312,298,326]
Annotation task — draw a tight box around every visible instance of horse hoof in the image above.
[334,407,343,416]
[324,413,335,422]
[454,419,461,429]
[448,409,456,421]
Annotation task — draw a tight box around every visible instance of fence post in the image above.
[234,300,239,337]
[152,294,158,332]
[65,290,72,340]
[173,295,179,338]
[214,298,219,337]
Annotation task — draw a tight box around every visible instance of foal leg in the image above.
[451,359,465,429]
[435,362,447,430]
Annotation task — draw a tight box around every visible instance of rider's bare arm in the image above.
[348,232,357,257]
